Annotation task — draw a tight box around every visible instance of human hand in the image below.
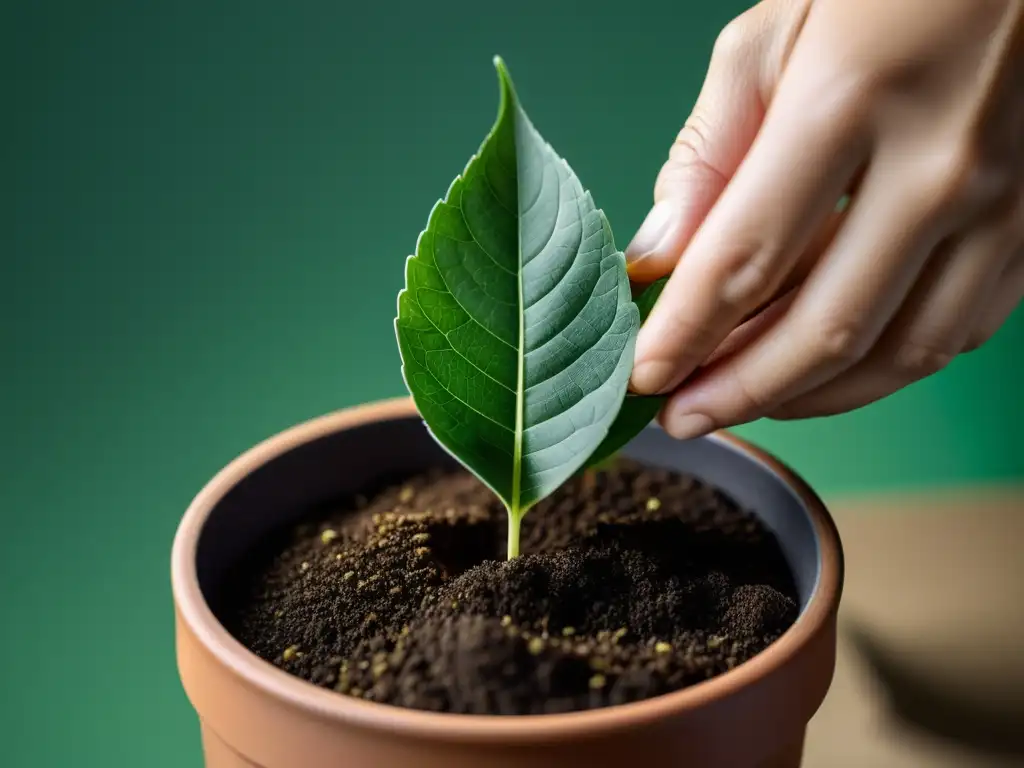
[627,0,1024,439]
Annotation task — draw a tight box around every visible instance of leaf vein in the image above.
[521,164,565,267]
[419,257,518,351]
[411,302,517,394]
[456,200,517,278]
[414,369,516,434]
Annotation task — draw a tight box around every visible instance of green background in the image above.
[4,1,1021,765]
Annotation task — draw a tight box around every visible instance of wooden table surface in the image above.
[803,488,1024,768]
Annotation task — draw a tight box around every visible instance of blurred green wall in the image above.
[3,1,1022,766]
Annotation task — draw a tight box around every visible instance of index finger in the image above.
[630,73,868,395]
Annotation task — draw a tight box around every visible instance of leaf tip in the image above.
[492,55,516,107]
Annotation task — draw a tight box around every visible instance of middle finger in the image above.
[658,153,955,438]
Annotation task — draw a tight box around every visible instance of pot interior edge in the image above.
[622,428,819,610]
[195,416,820,624]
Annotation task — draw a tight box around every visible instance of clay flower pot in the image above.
[172,397,843,768]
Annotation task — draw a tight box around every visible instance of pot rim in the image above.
[172,396,842,741]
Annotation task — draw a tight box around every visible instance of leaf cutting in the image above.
[396,58,663,558]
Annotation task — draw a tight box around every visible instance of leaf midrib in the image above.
[511,99,527,522]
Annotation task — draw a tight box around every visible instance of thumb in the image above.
[626,8,781,283]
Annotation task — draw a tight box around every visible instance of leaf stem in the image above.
[507,508,521,560]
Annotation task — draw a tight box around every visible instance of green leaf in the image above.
[633,276,669,322]
[395,58,639,557]
[585,277,669,468]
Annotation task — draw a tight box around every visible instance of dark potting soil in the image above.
[226,460,799,715]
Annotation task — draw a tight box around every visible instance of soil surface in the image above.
[227,460,799,715]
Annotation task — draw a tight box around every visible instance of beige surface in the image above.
[803,488,1024,768]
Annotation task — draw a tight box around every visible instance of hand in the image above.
[627,0,1024,440]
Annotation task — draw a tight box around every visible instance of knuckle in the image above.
[942,141,986,196]
[785,72,873,147]
[892,340,954,379]
[919,160,970,213]
[716,246,780,310]
[655,115,728,200]
[810,316,871,365]
[670,116,713,165]
[713,13,760,64]
[729,368,774,416]
[830,75,876,124]
[917,139,1001,214]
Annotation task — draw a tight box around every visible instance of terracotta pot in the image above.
[172,397,843,768]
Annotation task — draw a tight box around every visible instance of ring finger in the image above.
[768,220,1022,419]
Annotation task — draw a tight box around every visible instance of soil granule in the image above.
[226,459,799,715]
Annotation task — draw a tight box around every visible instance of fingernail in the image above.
[665,411,714,441]
[631,360,676,395]
[625,200,677,265]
